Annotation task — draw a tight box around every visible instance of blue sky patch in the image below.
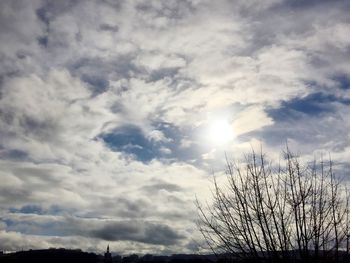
[9,205,44,214]
[81,74,109,95]
[9,205,65,216]
[101,123,204,163]
[333,74,350,90]
[101,126,160,162]
[268,92,350,121]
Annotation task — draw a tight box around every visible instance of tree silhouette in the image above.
[197,149,350,263]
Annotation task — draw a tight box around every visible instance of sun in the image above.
[208,119,234,145]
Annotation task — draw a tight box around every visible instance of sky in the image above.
[1,0,350,255]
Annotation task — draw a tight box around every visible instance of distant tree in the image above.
[196,149,350,263]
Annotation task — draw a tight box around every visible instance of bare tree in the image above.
[197,149,350,263]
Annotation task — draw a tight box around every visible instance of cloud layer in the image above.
[1,0,350,254]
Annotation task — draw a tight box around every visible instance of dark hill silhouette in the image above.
[0,249,219,263]
[3,248,350,263]
[0,248,98,263]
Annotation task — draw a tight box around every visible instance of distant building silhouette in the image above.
[123,254,139,263]
[113,254,122,263]
[104,245,112,263]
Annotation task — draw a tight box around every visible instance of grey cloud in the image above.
[36,0,80,20]
[70,56,140,95]
[0,0,44,76]
[148,68,181,82]
[84,187,193,222]
[141,182,183,193]
[4,214,184,246]
[135,0,196,23]
[96,197,152,219]
[0,188,32,205]
[279,0,349,9]
[90,220,183,245]
[0,149,27,161]
[101,0,123,10]
[16,116,61,142]
[0,160,87,211]
[99,23,119,32]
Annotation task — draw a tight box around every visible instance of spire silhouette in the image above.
[104,244,112,263]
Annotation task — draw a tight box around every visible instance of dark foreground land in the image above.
[0,249,98,263]
[2,249,350,263]
[0,248,217,263]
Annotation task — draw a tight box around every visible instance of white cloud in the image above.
[159,146,172,155]
[147,130,171,142]
[135,52,187,71]
[233,106,274,137]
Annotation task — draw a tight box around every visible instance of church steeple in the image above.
[104,244,112,263]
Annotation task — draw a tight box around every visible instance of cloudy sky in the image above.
[1,0,350,255]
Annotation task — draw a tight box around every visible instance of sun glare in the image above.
[208,119,234,145]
